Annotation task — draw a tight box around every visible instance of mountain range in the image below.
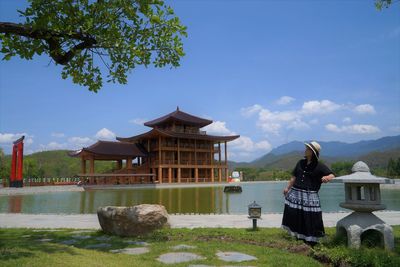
[231,135,400,170]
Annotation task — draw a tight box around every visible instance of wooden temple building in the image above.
[69,108,240,184]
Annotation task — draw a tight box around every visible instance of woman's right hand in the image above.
[283,187,290,196]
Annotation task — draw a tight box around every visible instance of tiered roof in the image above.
[144,107,212,128]
[68,140,147,159]
[117,128,239,143]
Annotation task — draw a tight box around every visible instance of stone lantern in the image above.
[334,161,394,250]
[248,201,262,230]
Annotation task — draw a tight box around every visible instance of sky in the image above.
[0,0,399,162]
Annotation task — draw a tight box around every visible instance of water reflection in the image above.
[0,182,399,214]
[8,195,23,213]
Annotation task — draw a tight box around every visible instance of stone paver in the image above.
[172,244,197,250]
[60,239,77,245]
[70,230,95,234]
[123,240,149,246]
[71,235,91,240]
[84,243,111,249]
[157,252,205,264]
[189,266,255,267]
[110,247,150,255]
[216,251,257,262]
[95,236,112,241]
[37,238,53,242]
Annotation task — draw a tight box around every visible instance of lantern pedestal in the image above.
[334,161,394,250]
[336,212,394,250]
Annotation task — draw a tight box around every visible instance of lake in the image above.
[1,182,399,214]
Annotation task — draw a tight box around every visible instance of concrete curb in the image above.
[1,211,399,229]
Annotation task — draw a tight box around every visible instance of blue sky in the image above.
[0,0,399,162]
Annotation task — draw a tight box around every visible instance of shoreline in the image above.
[1,179,399,196]
[1,211,399,229]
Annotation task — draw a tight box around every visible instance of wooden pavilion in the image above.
[69,108,240,184]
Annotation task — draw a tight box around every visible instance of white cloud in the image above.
[390,126,400,133]
[301,100,341,115]
[95,128,116,140]
[39,142,68,151]
[354,104,376,115]
[231,136,272,153]
[276,96,295,105]
[0,133,33,148]
[240,104,263,117]
[129,118,147,125]
[287,119,310,130]
[203,121,272,155]
[325,124,380,134]
[51,132,65,138]
[0,133,27,143]
[343,117,352,124]
[68,136,93,148]
[257,108,302,134]
[203,121,233,135]
[25,138,34,146]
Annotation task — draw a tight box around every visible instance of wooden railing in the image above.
[1,177,80,187]
[79,173,156,185]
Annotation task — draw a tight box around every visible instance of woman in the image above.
[281,141,335,245]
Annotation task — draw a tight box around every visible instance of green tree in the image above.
[331,161,354,176]
[0,0,187,92]
[375,0,395,10]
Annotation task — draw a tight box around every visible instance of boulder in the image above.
[97,204,170,237]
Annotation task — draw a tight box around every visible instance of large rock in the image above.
[97,204,170,237]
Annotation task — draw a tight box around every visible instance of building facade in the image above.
[70,108,239,184]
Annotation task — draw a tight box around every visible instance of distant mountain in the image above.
[266,135,400,158]
[235,135,400,170]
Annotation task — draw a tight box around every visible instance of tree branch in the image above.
[0,22,97,65]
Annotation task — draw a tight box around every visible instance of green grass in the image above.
[0,227,399,266]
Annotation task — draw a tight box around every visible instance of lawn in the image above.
[0,226,399,266]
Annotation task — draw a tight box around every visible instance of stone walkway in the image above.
[28,231,258,266]
[1,211,399,229]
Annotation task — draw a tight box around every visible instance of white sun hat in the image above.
[304,141,321,159]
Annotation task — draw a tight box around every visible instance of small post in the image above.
[252,218,257,230]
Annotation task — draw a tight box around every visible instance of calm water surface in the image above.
[1,182,399,214]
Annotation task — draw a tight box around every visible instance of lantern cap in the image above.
[333,161,391,184]
[248,201,261,208]
[351,161,370,173]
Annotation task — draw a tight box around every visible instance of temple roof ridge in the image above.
[144,108,213,128]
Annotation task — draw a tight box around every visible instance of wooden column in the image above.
[158,167,162,184]
[224,141,227,164]
[81,158,86,174]
[89,157,95,174]
[218,142,221,165]
[195,168,198,183]
[126,157,132,169]
[211,167,214,182]
[158,136,162,165]
[168,168,172,183]
[117,160,122,170]
[177,138,181,183]
[218,168,222,182]
[194,139,197,165]
[225,168,228,181]
[210,142,213,166]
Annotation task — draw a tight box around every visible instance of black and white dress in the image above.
[281,159,333,242]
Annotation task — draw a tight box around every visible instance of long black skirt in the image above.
[281,186,325,242]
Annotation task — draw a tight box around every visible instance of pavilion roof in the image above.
[68,140,147,159]
[144,107,212,128]
[117,128,240,143]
